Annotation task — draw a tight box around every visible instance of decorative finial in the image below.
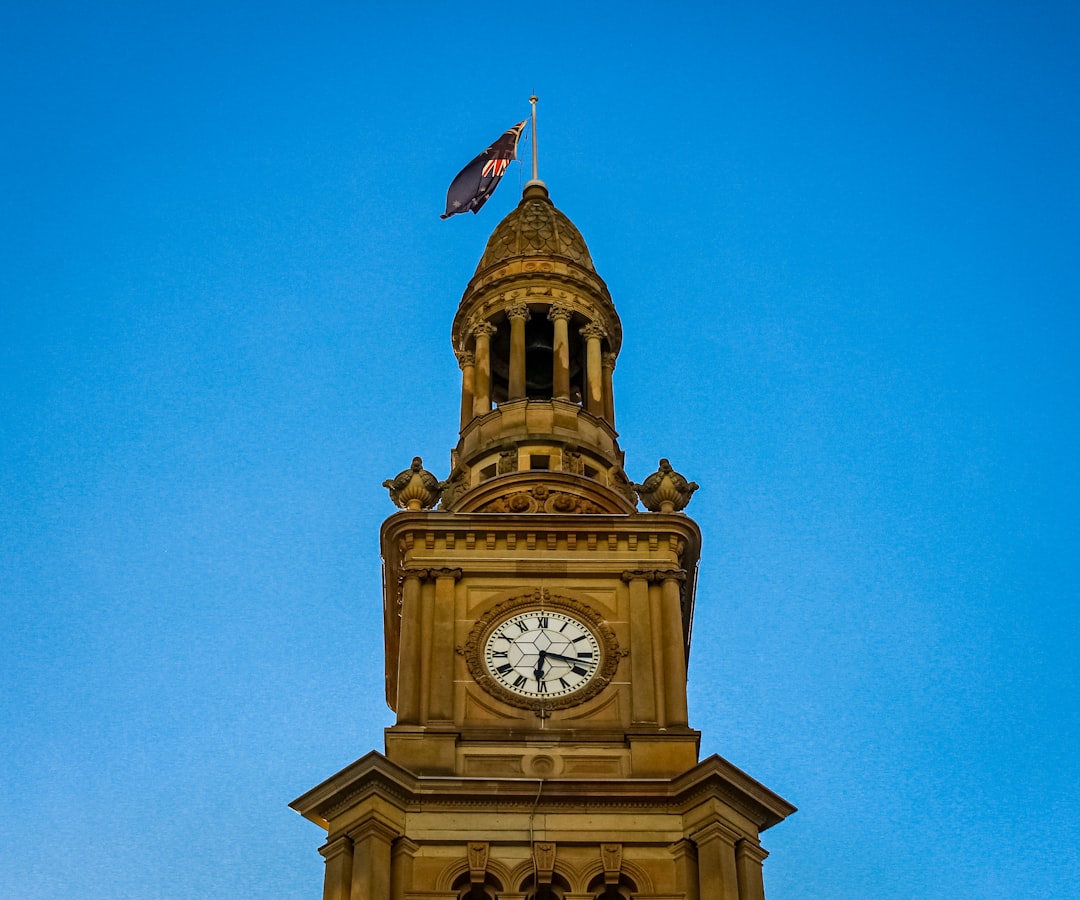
[383,456,443,510]
[634,458,699,513]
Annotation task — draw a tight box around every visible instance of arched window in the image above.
[587,872,637,899]
[520,872,571,899]
[452,871,502,899]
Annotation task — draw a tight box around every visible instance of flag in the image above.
[441,120,527,219]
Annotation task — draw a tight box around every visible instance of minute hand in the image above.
[541,650,595,666]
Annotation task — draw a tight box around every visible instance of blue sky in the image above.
[2,1,1078,897]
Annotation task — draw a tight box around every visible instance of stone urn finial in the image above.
[634,458,699,513]
[383,456,442,511]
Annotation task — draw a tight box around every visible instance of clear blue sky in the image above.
[2,2,1078,897]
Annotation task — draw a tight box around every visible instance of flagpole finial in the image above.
[528,95,542,186]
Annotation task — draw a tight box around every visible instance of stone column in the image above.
[472,322,498,417]
[418,575,435,721]
[580,322,606,416]
[622,571,656,724]
[661,570,690,727]
[693,823,740,900]
[548,305,573,401]
[396,569,426,724]
[735,839,769,900]
[320,835,354,900]
[456,351,475,431]
[390,837,419,900]
[671,838,700,900]
[648,578,667,726]
[601,351,617,427]
[349,820,397,900]
[507,303,531,400]
[428,567,462,721]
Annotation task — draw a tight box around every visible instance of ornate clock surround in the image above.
[461,588,622,711]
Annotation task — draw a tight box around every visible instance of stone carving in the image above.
[607,466,638,504]
[547,304,573,322]
[467,842,489,884]
[497,449,518,474]
[455,350,475,369]
[562,450,584,475]
[532,842,556,884]
[634,458,699,513]
[438,467,468,509]
[506,302,531,322]
[471,321,498,339]
[602,351,617,371]
[579,321,607,341]
[601,843,623,884]
[383,457,442,510]
[476,485,603,515]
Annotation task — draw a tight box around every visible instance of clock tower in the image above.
[291,181,795,899]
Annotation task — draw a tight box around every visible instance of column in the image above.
[622,571,656,724]
[548,305,572,400]
[472,322,497,417]
[418,576,435,721]
[601,351,617,427]
[349,820,397,900]
[507,303,530,400]
[428,567,461,721]
[320,835,354,900]
[693,823,740,900]
[735,839,769,900]
[580,322,606,416]
[390,837,419,900]
[395,569,426,724]
[661,570,690,727]
[649,578,667,726]
[456,351,475,430]
[671,839,700,900]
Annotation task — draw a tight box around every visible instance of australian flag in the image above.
[441,120,528,219]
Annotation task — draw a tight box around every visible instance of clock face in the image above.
[483,609,602,699]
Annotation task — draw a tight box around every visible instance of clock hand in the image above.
[534,650,548,682]
[541,650,595,666]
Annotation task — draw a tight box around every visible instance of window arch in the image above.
[520,872,571,900]
[587,872,637,899]
[452,871,503,900]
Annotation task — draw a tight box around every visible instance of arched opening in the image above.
[452,871,503,899]
[587,872,638,899]
[488,309,585,404]
[520,871,571,900]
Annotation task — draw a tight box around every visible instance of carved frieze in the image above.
[475,484,604,515]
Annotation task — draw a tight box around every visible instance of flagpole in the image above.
[528,95,541,185]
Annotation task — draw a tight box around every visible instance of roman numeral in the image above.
[571,665,588,676]
[572,636,588,643]
[578,651,593,659]
[558,677,570,689]
[496,664,512,675]
[491,651,508,658]
[536,616,549,629]
[536,679,548,693]
[512,675,528,688]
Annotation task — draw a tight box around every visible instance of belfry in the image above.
[290,178,795,899]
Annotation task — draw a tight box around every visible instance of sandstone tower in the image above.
[291,181,795,899]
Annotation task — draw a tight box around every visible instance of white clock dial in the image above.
[483,609,601,699]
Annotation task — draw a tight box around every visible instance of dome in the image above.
[475,182,595,275]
